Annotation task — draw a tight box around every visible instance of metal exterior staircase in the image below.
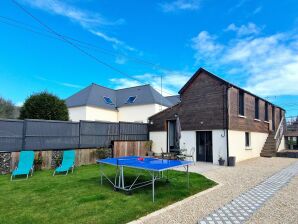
[260,117,285,158]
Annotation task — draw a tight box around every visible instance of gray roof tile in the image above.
[65,83,175,110]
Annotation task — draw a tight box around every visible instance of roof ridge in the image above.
[115,84,150,91]
[91,83,115,91]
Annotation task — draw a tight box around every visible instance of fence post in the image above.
[78,121,81,149]
[21,119,27,150]
[118,122,121,141]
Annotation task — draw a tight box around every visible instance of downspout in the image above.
[226,85,231,166]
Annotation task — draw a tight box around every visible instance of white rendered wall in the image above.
[180,131,196,161]
[278,136,285,152]
[68,106,87,122]
[212,130,228,165]
[228,130,268,163]
[118,104,167,123]
[150,131,167,154]
[86,106,118,122]
[150,129,227,165]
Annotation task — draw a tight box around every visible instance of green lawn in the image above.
[0,164,216,224]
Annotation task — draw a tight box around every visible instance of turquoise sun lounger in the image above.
[11,151,34,181]
[53,150,75,176]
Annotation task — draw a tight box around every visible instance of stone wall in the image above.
[0,152,11,174]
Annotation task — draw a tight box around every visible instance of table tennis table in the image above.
[97,156,192,202]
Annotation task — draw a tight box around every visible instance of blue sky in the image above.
[0,0,298,116]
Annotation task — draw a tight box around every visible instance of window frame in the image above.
[245,132,251,148]
[126,96,137,104]
[103,96,113,105]
[264,102,269,121]
[255,98,259,119]
[238,90,245,116]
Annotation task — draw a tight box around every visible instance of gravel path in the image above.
[130,157,297,224]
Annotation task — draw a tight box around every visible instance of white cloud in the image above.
[160,0,200,12]
[109,71,191,96]
[253,6,262,14]
[22,0,111,28]
[90,30,137,53]
[21,0,135,56]
[225,23,262,36]
[191,31,223,63]
[35,76,83,89]
[191,28,298,96]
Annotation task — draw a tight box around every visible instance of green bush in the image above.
[19,92,69,121]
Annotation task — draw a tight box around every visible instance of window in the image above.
[245,132,251,148]
[265,102,268,121]
[255,98,259,119]
[103,96,113,105]
[239,91,245,116]
[126,96,136,104]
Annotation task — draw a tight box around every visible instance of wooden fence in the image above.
[113,141,150,157]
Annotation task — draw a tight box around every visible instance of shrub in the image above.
[19,92,69,120]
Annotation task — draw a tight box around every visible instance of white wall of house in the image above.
[212,130,228,165]
[150,131,167,153]
[118,104,166,123]
[68,106,87,121]
[86,106,118,122]
[68,106,118,122]
[68,104,166,123]
[278,136,285,152]
[228,130,268,163]
[150,129,227,165]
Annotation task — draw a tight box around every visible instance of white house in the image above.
[65,83,180,123]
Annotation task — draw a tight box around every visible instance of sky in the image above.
[0,0,298,116]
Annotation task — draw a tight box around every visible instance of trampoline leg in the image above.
[152,172,155,203]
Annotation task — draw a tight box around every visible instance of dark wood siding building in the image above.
[149,68,285,134]
[149,70,228,131]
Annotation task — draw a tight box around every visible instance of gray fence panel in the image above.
[0,119,23,152]
[119,122,148,141]
[24,120,80,150]
[0,119,148,151]
[80,121,119,148]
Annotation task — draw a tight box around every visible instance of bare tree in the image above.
[0,97,17,119]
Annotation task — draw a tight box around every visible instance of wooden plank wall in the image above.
[149,71,227,132]
[10,149,98,171]
[113,141,150,157]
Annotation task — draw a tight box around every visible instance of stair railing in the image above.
[274,116,285,150]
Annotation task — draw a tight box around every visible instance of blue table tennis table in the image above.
[97,156,192,202]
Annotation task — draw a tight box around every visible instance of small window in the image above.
[239,91,245,116]
[265,102,268,121]
[245,132,251,147]
[255,98,259,119]
[126,96,136,104]
[103,96,113,105]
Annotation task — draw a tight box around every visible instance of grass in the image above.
[0,164,216,224]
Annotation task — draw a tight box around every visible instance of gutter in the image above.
[226,85,231,166]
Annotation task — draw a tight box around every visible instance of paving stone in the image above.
[198,161,298,224]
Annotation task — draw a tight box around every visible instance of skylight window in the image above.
[126,96,136,104]
[103,96,113,105]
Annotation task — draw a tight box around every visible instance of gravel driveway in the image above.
[130,157,297,224]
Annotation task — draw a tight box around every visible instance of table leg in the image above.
[100,163,103,185]
[121,166,125,189]
[187,165,189,189]
[152,172,155,202]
